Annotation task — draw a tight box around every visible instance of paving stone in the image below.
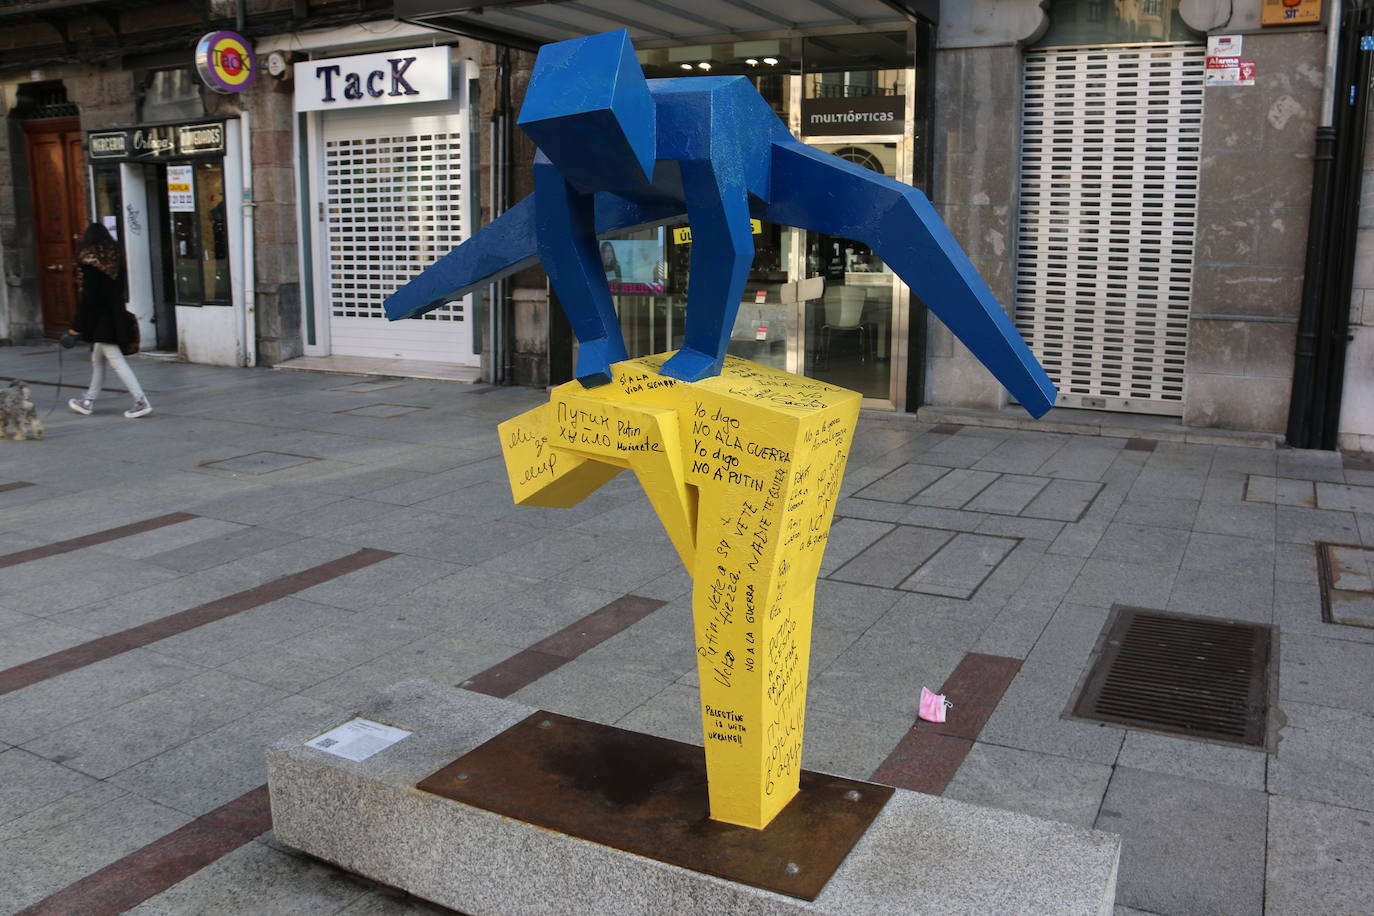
[0,619,102,668]
[851,462,949,503]
[1275,505,1361,544]
[808,631,966,723]
[895,504,987,531]
[0,552,184,616]
[1033,438,1122,481]
[0,747,105,827]
[909,468,999,508]
[1280,633,1374,716]
[980,661,1126,765]
[973,598,1059,659]
[812,579,903,633]
[829,524,952,589]
[22,669,284,779]
[970,434,1067,475]
[110,695,335,818]
[507,658,673,724]
[1048,519,1110,557]
[0,649,206,746]
[1269,701,1374,812]
[1116,730,1267,791]
[865,592,998,650]
[1266,795,1374,916]
[1130,468,1206,502]
[973,513,1065,541]
[614,682,703,746]
[1096,767,1267,916]
[1167,568,1274,623]
[143,525,302,574]
[834,496,909,522]
[945,742,1111,828]
[1317,481,1374,514]
[1112,496,1200,530]
[962,474,1050,516]
[128,839,373,915]
[1091,521,1187,567]
[1026,603,1110,668]
[901,532,1019,599]
[819,517,895,575]
[0,791,191,912]
[86,516,250,560]
[217,620,432,693]
[1277,449,1347,483]
[1064,559,1177,610]
[1193,498,1276,538]
[1022,479,1104,522]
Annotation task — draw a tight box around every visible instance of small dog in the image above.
[0,380,43,440]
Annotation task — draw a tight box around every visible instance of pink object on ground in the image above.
[919,686,951,724]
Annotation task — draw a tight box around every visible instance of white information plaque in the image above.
[305,718,412,762]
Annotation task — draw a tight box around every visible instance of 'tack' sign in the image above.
[295,46,452,112]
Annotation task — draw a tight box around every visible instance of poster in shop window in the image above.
[166,165,195,212]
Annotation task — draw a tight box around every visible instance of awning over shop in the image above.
[394,0,937,50]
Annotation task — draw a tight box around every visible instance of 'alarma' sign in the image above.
[294,46,452,112]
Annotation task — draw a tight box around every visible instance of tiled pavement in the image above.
[2,345,1373,915]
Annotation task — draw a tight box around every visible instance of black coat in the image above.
[71,264,130,346]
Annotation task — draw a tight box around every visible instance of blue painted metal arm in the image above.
[384,192,687,324]
[384,196,538,321]
[762,140,1058,418]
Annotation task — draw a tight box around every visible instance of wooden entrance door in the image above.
[23,117,88,337]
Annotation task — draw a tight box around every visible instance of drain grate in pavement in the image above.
[1316,542,1374,629]
[1073,606,1272,747]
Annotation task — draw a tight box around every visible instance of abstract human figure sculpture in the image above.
[388,29,1058,832]
[385,29,1057,416]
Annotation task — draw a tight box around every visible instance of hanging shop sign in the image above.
[195,30,256,93]
[1262,0,1321,26]
[295,46,451,112]
[800,95,905,137]
[86,121,227,163]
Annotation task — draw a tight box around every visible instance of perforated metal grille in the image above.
[1016,43,1205,415]
[323,121,468,323]
[1074,607,1272,747]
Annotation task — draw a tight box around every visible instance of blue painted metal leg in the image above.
[533,162,629,387]
[659,161,755,383]
[763,141,1058,417]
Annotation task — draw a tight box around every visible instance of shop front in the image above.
[87,118,248,365]
[294,44,480,368]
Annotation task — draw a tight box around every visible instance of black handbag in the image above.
[118,310,140,356]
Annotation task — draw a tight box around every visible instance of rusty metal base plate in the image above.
[415,711,893,901]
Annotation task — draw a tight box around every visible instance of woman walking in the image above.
[63,223,151,418]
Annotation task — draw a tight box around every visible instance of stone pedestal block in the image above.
[267,679,1121,915]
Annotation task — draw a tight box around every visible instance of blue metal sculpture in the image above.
[385,29,1058,416]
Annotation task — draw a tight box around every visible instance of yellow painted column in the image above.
[498,354,860,829]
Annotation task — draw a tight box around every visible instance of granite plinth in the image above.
[266,679,1121,915]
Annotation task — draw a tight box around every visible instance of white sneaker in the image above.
[124,399,152,419]
[68,397,93,415]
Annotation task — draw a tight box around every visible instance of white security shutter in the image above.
[322,105,477,364]
[1016,43,1205,415]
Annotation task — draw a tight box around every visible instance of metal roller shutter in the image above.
[1016,43,1205,415]
[322,105,477,365]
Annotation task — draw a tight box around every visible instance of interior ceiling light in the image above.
[763,57,779,66]
[745,58,759,66]
[679,63,693,70]
[697,61,712,70]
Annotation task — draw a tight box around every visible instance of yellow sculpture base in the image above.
[498,354,860,829]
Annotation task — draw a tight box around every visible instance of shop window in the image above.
[167,161,230,304]
[138,67,205,122]
[637,41,797,120]
[801,32,910,101]
[1038,0,1195,46]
